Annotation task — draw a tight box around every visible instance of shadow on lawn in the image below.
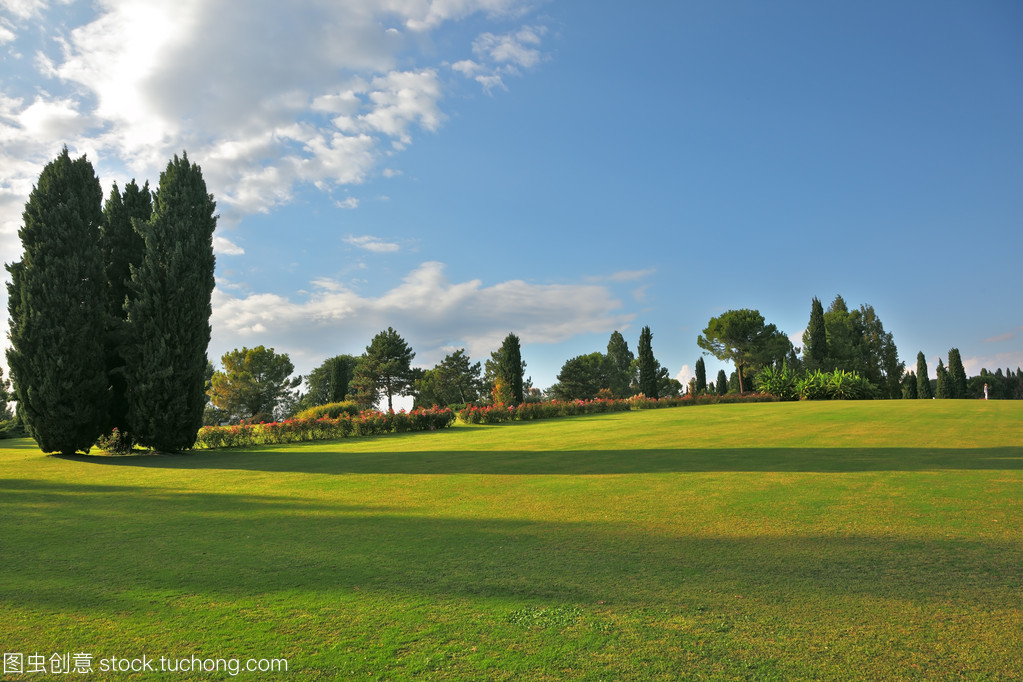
[2,477,1022,618]
[60,445,1023,475]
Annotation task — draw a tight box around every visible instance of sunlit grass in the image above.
[1,400,1021,678]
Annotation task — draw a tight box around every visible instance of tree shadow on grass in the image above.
[2,477,1021,620]
[59,445,1023,475]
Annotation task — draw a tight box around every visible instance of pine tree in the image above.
[637,326,658,399]
[695,357,707,394]
[6,148,110,454]
[802,296,828,371]
[100,179,153,436]
[355,328,416,411]
[916,352,933,399]
[947,348,968,399]
[935,358,950,399]
[124,153,217,451]
[716,369,728,396]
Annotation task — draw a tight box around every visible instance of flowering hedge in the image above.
[457,394,780,424]
[458,398,631,424]
[629,393,779,409]
[194,407,455,449]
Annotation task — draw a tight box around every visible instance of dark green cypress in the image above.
[916,352,933,399]
[6,148,109,454]
[716,369,728,396]
[802,296,828,371]
[902,371,918,399]
[124,153,216,451]
[496,333,525,404]
[695,357,707,394]
[100,179,152,436]
[947,348,967,399]
[637,326,658,399]
[935,358,950,399]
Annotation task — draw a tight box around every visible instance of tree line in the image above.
[5,148,216,453]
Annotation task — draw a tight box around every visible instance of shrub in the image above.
[294,400,361,420]
[756,365,799,401]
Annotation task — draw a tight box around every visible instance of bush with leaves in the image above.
[756,364,799,401]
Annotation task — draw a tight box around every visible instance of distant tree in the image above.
[300,355,358,409]
[657,367,683,398]
[916,352,933,399]
[802,297,828,371]
[124,152,217,451]
[637,326,659,398]
[415,349,484,407]
[697,309,791,394]
[100,179,153,437]
[355,327,416,411]
[553,352,610,400]
[947,348,967,399]
[902,371,918,399]
[6,148,109,455]
[695,357,707,394]
[605,331,635,397]
[822,295,860,372]
[209,346,302,422]
[716,370,728,396]
[487,333,525,404]
[935,358,950,399]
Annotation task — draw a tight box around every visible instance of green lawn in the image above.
[2,401,1021,679]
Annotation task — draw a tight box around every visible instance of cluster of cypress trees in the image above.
[6,148,217,454]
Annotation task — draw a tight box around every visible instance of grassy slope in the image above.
[1,400,1021,679]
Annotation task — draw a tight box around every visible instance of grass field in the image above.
[2,400,1021,679]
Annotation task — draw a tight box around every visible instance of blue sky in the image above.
[2,0,1021,397]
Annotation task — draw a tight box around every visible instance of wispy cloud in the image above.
[344,235,400,253]
[211,261,628,372]
[983,325,1023,344]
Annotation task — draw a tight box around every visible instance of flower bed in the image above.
[194,407,455,449]
[458,398,631,424]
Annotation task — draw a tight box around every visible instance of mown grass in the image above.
[2,400,1021,679]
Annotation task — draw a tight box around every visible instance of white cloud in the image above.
[0,0,542,260]
[213,236,245,256]
[675,364,693,387]
[211,261,628,373]
[345,235,399,253]
[335,197,359,209]
[473,25,546,69]
[453,23,548,93]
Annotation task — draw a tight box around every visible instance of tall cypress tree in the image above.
[694,357,707,394]
[100,179,152,436]
[637,326,658,399]
[6,148,109,454]
[935,358,950,398]
[916,352,933,399]
[802,296,828,371]
[716,369,728,396]
[494,333,525,404]
[124,153,216,451]
[605,330,635,398]
[947,348,967,399]
[902,371,918,399]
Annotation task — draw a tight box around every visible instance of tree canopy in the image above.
[355,327,416,411]
[697,309,791,393]
[209,346,302,422]
[6,148,109,454]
